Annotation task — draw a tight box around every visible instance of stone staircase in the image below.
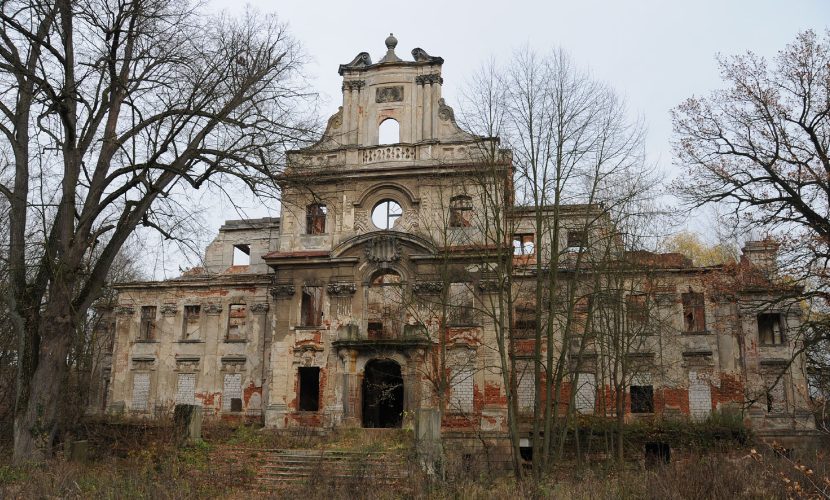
[220,447,413,489]
[264,449,410,485]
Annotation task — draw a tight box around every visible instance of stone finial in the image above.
[380,33,402,63]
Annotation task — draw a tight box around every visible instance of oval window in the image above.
[371,200,403,229]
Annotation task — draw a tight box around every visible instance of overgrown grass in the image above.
[1,418,825,499]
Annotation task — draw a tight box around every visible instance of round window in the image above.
[371,199,403,229]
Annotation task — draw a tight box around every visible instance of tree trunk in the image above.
[13,295,74,464]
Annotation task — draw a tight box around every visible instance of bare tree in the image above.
[458,47,661,477]
[672,29,830,429]
[0,0,315,462]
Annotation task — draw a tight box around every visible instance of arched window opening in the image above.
[378,118,400,145]
[371,199,402,229]
[367,271,403,339]
[306,203,327,234]
[449,196,473,227]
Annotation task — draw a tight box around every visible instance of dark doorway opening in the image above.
[362,359,404,428]
[645,442,671,467]
[299,367,320,411]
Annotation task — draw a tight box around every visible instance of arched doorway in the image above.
[362,359,404,428]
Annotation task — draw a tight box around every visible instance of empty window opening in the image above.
[630,385,654,413]
[567,230,587,250]
[449,196,473,227]
[367,272,403,339]
[306,204,327,234]
[758,313,785,345]
[448,282,475,326]
[301,286,323,327]
[519,438,533,462]
[764,375,786,413]
[183,305,201,340]
[362,359,404,428]
[298,367,320,411]
[378,118,400,145]
[227,304,247,340]
[512,234,535,256]
[626,294,648,326]
[367,321,384,339]
[681,291,706,333]
[139,306,157,341]
[645,442,671,467]
[371,199,403,229]
[222,373,242,412]
[514,305,537,338]
[232,244,250,266]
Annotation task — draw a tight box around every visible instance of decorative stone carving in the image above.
[116,305,135,316]
[397,207,420,232]
[413,281,444,295]
[204,303,222,315]
[269,284,296,299]
[161,304,178,316]
[220,356,246,372]
[438,98,455,121]
[376,86,403,103]
[327,282,357,296]
[364,235,401,263]
[353,208,369,233]
[175,357,200,371]
[132,357,154,369]
[342,79,366,92]
[411,48,444,64]
[361,145,415,164]
[415,74,443,85]
[328,107,342,129]
[250,303,269,314]
[339,52,372,72]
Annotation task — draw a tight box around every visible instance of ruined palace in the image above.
[104,35,816,451]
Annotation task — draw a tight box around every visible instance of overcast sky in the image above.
[148,0,828,278]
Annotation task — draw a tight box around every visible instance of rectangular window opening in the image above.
[222,373,242,412]
[626,294,648,326]
[139,306,157,341]
[630,385,654,413]
[232,244,251,266]
[567,230,587,250]
[758,313,784,345]
[298,367,320,411]
[306,204,327,234]
[449,196,473,228]
[183,305,201,340]
[301,287,323,327]
[175,373,196,405]
[512,233,535,256]
[681,291,706,333]
[448,282,475,326]
[514,305,537,338]
[227,304,247,340]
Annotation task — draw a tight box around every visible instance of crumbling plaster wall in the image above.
[108,281,271,417]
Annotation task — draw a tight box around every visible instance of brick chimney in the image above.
[740,239,779,276]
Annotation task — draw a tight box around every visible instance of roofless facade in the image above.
[105,36,817,456]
